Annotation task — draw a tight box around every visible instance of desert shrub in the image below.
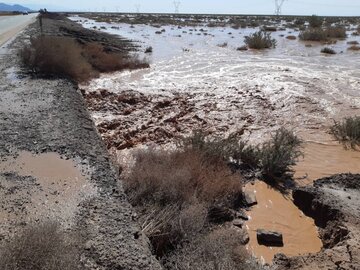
[300,27,346,41]
[308,15,323,28]
[347,40,359,45]
[163,228,260,270]
[125,148,243,206]
[82,42,149,72]
[0,222,81,270]
[286,35,297,40]
[299,28,327,41]
[145,46,153,53]
[20,36,149,82]
[348,45,360,51]
[321,47,336,54]
[330,116,360,149]
[326,26,347,39]
[244,31,277,49]
[20,36,96,82]
[257,128,303,181]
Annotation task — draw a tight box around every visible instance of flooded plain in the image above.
[72,15,360,264]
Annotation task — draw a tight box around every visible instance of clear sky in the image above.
[6,0,360,16]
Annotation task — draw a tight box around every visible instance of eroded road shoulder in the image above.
[0,23,160,269]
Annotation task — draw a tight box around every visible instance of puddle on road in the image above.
[0,151,97,226]
[245,180,322,264]
[295,141,360,185]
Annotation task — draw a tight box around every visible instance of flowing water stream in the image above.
[72,16,360,263]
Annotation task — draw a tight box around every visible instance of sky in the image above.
[5,0,360,16]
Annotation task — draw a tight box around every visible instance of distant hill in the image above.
[0,3,31,12]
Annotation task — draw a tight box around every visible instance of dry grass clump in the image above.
[124,137,244,257]
[0,222,81,270]
[20,36,149,82]
[125,148,242,207]
[244,31,277,49]
[20,36,96,82]
[330,116,360,149]
[163,228,260,270]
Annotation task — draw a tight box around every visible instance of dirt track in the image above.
[0,21,160,269]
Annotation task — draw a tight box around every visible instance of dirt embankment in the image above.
[274,174,360,269]
[0,15,161,269]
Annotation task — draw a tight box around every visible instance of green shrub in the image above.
[308,15,323,28]
[258,128,303,180]
[330,116,360,149]
[244,31,277,49]
[321,47,336,54]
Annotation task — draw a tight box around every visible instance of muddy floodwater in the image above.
[245,181,322,264]
[0,151,96,230]
[71,16,360,263]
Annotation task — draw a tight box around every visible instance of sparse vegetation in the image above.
[321,47,336,54]
[308,15,323,28]
[163,228,259,270]
[299,28,328,41]
[124,144,244,257]
[244,31,277,49]
[20,36,149,82]
[0,222,81,270]
[299,27,346,41]
[348,45,360,51]
[330,116,360,149]
[145,46,153,53]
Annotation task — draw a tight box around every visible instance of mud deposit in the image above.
[245,181,322,264]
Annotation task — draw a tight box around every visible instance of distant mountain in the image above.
[0,3,31,12]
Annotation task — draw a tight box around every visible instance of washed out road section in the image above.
[0,14,38,46]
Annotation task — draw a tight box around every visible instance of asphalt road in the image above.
[0,13,38,46]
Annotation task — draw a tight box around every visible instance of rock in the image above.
[232,219,244,228]
[257,229,284,246]
[240,230,250,245]
[208,206,235,223]
[244,191,257,207]
[235,209,249,220]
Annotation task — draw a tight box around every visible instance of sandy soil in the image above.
[0,20,160,270]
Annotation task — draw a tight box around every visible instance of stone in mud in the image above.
[232,219,244,228]
[244,191,257,207]
[256,229,284,247]
[236,209,249,220]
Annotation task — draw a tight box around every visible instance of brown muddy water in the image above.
[0,151,96,227]
[244,181,322,264]
[71,15,360,264]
